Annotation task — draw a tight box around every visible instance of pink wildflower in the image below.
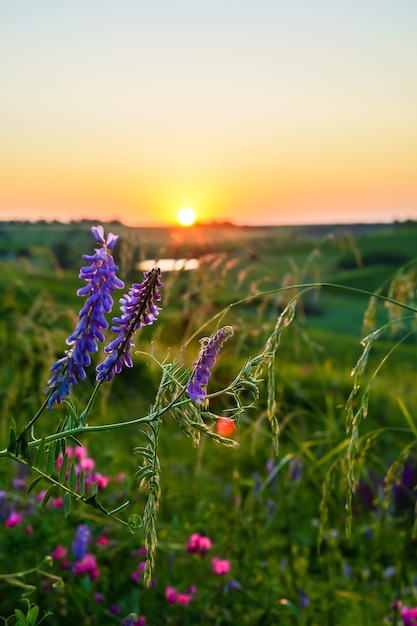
[165,585,195,605]
[52,545,68,560]
[166,586,178,604]
[95,473,110,489]
[5,512,23,528]
[401,606,417,626]
[25,524,33,535]
[96,533,109,546]
[79,457,95,472]
[176,593,192,605]
[73,553,100,580]
[212,557,231,575]
[74,446,88,459]
[186,533,212,556]
[131,561,147,583]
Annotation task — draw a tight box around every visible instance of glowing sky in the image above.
[1,1,416,226]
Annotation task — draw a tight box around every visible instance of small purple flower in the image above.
[298,588,310,609]
[45,225,124,408]
[96,268,163,381]
[187,326,234,404]
[288,457,303,484]
[72,523,92,562]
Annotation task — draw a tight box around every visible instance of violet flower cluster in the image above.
[187,325,234,404]
[72,523,92,561]
[45,226,124,408]
[96,268,163,381]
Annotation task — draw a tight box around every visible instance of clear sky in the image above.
[1,1,416,226]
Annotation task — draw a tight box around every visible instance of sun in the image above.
[177,207,196,227]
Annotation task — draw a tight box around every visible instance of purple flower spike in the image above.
[187,326,234,404]
[72,523,92,562]
[45,225,124,408]
[96,268,163,381]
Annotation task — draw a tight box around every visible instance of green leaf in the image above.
[34,434,46,466]
[27,605,40,625]
[17,430,31,465]
[63,400,80,425]
[53,441,61,462]
[59,438,66,458]
[64,493,71,516]
[6,424,17,453]
[66,435,82,447]
[139,430,155,447]
[79,470,85,496]
[41,485,56,510]
[46,445,55,475]
[69,463,77,491]
[13,609,26,622]
[58,452,69,483]
[26,476,43,495]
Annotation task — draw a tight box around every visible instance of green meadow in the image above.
[1,219,417,625]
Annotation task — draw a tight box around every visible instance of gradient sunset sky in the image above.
[1,1,416,226]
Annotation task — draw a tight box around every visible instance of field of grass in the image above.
[1,219,417,625]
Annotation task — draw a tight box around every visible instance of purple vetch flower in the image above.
[298,588,310,609]
[45,225,124,408]
[96,268,163,381]
[72,523,92,562]
[187,326,234,404]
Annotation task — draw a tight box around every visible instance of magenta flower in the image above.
[187,326,234,404]
[212,557,231,575]
[165,586,178,604]
[96,268,163,381]
[79,457,95,472]
[73,553,100,580]
[45,225,124,408]
[401,606,417,626]
[96,532,109,546]
[131,560,146,582]
[95,474,110,489]
[186,532,212,556]
[74,446,88,460]
[94,593,105,603]
[5,511,23,528]
[165,585,196,605]
[52,545,68,560]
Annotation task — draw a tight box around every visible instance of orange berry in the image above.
[216,418,235,436]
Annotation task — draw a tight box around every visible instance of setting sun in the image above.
[177,207,196,227]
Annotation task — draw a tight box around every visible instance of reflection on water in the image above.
[137,258,200,272]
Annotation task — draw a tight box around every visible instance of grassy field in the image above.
[1,219,417,624]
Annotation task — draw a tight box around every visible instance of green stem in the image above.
[79,379,103,424]
[19,394,52,436]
